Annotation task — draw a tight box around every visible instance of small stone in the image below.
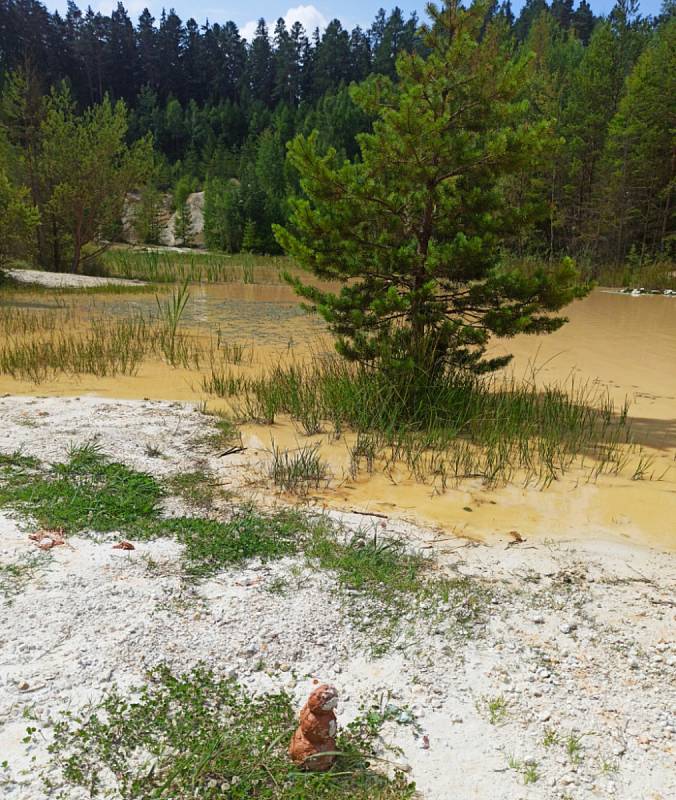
[560,623,577,634]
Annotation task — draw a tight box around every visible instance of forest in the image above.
[0,0,673,271]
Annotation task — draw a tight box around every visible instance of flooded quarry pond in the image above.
[1,280,674,551]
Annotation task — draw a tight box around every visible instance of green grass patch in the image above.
[0,442,163,533]
[45,665,415,799]
[166,469,219,508]
[157,510,301,579]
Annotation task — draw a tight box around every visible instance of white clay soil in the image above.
[0,396,674,800]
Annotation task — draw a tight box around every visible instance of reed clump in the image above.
[217,357,633,488]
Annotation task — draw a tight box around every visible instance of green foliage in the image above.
[133,183,164,244]
[38,87,153,272]
[276,1,589,392]
[0,442,163,533]
[158,510,301,579]
[596,18,676,261]
[48,665,416,799]
[0,165,39,268]
[203,177,244,252]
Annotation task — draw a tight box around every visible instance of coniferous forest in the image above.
[0,0,673,271]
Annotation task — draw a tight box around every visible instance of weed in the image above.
[507,755,539,785]
[158,509,301,579]
[269,442,329,495]
[0,443,163,533]
[267,576,290,595]
[156,279,190,365]
[523,763,539,785]
[47,665,415,799]
[543,726,559,747]
[0,315,153,381]
[198,417,242,451]
[477,695,508,725]
[201,366,245,398]
[566,733,584,764]
[101,248,289,284]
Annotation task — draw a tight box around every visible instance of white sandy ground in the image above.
[0,395,674,799]
[5,269,146,289]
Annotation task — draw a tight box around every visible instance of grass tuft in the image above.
[269,442,329,495]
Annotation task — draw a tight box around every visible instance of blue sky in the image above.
[50,1,665,40]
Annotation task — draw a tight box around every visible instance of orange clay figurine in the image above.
[288,684,339,771]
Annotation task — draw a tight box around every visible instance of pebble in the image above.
[560,623,578,634]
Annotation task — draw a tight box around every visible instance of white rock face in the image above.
[121,190,205,248]
[162,191,205,247]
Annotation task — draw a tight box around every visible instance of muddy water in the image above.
[1,285,674,550]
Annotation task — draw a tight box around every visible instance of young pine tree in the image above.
[172,176,194,247]
[134,183,164,244]
[0,166,40,270]
[274,1,588,391]
[203,177,243,252]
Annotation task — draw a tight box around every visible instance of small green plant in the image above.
[166,469,218,508]
[543,726,559,747]
[507,755,539,785]
[156,279,190,365]
[269,442,329,495]
[477,695,508,725]
[47,665,416,799]
[266,576,290,595]
[566,732,584,764]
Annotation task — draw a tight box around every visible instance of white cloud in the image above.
[240,5,328,42]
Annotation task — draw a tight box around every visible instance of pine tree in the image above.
[275,1,588,387]
[203,177,243,252]
[172,175,194,246]
[39,87,152,271]
[134,182,163,244]
[0,165,40,269]
[572,0,596,45]
[246,19,274,104]
[596,18,675,260]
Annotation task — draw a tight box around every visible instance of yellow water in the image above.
[1,284,674,551]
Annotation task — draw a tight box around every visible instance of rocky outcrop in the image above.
[120,190,204,247]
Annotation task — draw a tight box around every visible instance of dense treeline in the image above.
[0,0,673,268]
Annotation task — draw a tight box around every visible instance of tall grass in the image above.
[203,356,634,487]
[100,249,288,284]
[0,300,203,380]
[0,316,152,381]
